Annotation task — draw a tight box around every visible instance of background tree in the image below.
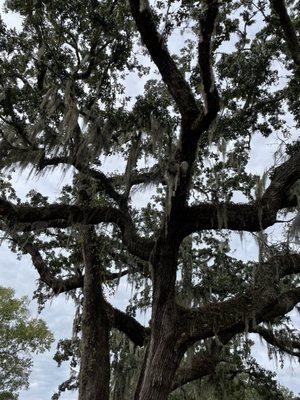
[0,286,53,400]
[0,0,299,399]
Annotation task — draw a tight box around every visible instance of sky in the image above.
[0,1,299,399]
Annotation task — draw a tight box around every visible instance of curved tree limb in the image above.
[39,155,165,190]
[172,333,233,391]
[270,0,300,66]
[171,322,300,392]
[182,148,300,236]
[128,0,200,120]
[172,354,217,391]
[107,305,150,347]
[252,325,300,358]
[14,237,83,294]
[38,155,126,207]
[0,87,36,148]
[0,200,154,261]
[181,286,300,347]
[9,233,130,294]
[9,230,150,347]
[177,253,300,346]
[197,0,220,117]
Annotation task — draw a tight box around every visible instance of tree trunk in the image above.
[79,226,110,400]
[137,317,182,400]
[136,239,182,400]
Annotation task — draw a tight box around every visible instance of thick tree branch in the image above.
[107,247,151,279]
[182,286,300,346]
[40,155,165,190]
[75,162,127,207]
[172,351,285,393]
[0,88,36,148]
[123,166,165,188]
[252,326,300,358]
[128,0,199,120]
[197,0,220,117]
[15,238,83,294]
[182,202,277,234]
[274,253,300,277]
[0,201,153,261]
[172,333,232,391]
[270,0,300,66]
[172,354,216,391]
[9,233,130,294]
[108,305,150,347]
[177,253,300,346]
[73,42,98,80]
[167,0,220,221]
[39,155,126,207]
[182,148,300,236]
[9,231,149,347]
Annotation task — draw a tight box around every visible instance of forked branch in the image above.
[128,0,200,120]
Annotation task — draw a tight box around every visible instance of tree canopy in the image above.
[0,286,53,400]
[0,0,299,399]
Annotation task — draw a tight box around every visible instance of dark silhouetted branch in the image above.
[128,0,199,120]
[270,0,300,66]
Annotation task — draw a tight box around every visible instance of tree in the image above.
[0,0,299,399]
[0,286,53,399]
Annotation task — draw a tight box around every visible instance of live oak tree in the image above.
[0,286,53,400]
[0,0,300,399]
